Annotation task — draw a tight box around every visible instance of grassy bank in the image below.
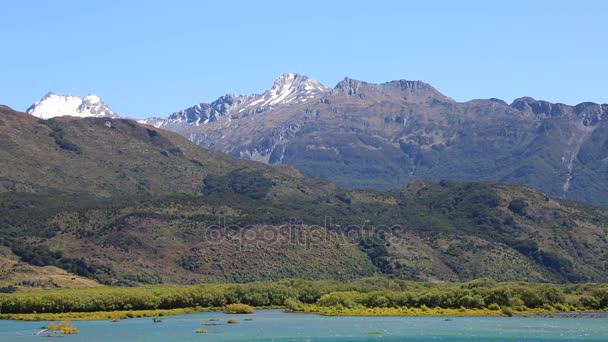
[0,307,206,321]
[291,304,608,317]
[4,306,607,321]
[0,278,607,321]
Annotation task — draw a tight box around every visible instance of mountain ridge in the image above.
[139,73,333,132]
[151,74,608,206]
[23,73,608,206]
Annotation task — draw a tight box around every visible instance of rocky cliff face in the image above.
[332,77,445,101]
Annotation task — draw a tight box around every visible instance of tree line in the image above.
[1,278,607,315]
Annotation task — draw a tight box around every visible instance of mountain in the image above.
[145,73,608,206]
[27,92,119,119]
[0,105,328,198]
[139,73,330,132]
[1,104,608,287]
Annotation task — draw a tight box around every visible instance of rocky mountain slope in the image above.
[1,104,608,286]
[143,73,608,206]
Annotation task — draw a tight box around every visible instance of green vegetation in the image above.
[1,179,608,285]
[286,279,608,317]
[8,243,97,278]
[358,237,392,274]
[195,328,207,333]
[39,119,81,153]
[46,321,77,334]
[0,308,204,321]
[224,303,254,314]
[0,278,607,320]
[0,286,17,294]
[508,199,528,215]
[202,169,273,199]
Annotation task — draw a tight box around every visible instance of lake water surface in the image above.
[1,310,607,341]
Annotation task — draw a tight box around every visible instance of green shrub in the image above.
[553,303,568,311]
[316,292,359,308]
[542,304,555,311]
[538,251,576,280]
[487,303,500,311]
[284,298,304,312]
[591,288,608,308]
[539,285,566,305]
[0,285,17,293]
[509,297,525,308]
[579,295,600,309]
[202,170,272,199]
[466,278,497,288]
[500,306,513,317]
[508,199,528,215]
[224,303,254,314]
[460,295,485,308]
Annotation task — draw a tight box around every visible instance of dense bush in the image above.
[202,170,272,199]
[358,238,392,274]
[508,199,528,215]
[224,303,254,314]
[9,244,97,278]
[1,278,607,315]
[0,286,17,294]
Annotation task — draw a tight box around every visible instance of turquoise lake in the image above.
[1,310,607,341]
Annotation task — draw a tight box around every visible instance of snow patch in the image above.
[241,73,331,111]
[28,93,118,119]
[83,94,101,104]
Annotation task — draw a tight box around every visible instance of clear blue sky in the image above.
[1,0,606,119]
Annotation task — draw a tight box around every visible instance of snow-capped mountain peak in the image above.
[27,92,118,119]
[258,72,330,107]
[83,94,101,105]
[140,73,330,132]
